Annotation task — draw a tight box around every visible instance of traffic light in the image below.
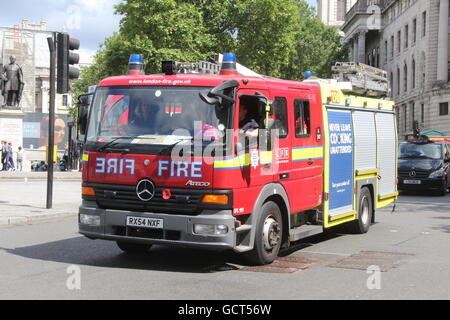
[57,32,80,94]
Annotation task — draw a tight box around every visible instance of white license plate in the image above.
[404,180,421,185]
[126,217,164,229]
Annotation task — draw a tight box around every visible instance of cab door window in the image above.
[273,97,288,139]
[294,99,311,138]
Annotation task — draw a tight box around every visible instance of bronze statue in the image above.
[1,55,25,109]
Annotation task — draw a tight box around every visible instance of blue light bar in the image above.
[304,71,312,79]
[223,53,237,63]
[129,54,143,64]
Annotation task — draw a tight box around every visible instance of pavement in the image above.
[0,173,81,227]
[0,170,82,181]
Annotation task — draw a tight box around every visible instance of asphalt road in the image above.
[0,181,449,300]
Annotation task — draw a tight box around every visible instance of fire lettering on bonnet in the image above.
[158,160,203,178]
[95,158,135,175]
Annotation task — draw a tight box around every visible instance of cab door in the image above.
[287,88,324,213]
[271,95,292,187]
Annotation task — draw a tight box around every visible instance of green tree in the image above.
[283,0,348,80]
[73,0,346,100]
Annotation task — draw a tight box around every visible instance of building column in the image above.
[353,35,358,62]
[357,30,367,63]
[437,0,449,81]
[348,39,354,61]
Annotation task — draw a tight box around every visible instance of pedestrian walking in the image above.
[1,140,7,171]
[6,142,15,171]
[16,146,23,172]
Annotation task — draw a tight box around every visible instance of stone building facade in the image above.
[317,0,358,28]
[342,0,450,138]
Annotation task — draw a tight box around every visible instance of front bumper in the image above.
[398,177,446,191]
[78,201,238,251]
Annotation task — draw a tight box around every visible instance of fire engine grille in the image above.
[89,183,205,215]
[398,170,429,178]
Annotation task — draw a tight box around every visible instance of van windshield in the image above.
[86,86,233,148]
[399,143,442,160]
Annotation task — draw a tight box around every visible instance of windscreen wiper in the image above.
[96,136,142,153]
[158,138,193,156]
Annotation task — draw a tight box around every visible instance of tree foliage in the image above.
[73,0,347,97]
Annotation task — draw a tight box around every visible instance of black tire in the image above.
[348,187,373,234]
[438,181,447,196]
[116,241,152,254]
[245,201,283,265]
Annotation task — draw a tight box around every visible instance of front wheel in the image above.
[438,181,447,196]
[116,241,152,254]
[244,201,283,265]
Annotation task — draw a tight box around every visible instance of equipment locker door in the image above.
[326,108,355,218]
[376,112,397,198]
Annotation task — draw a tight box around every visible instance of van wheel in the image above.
[348,187,373,234]
[116,241,152,254]
[245,201,283,265]
[438,181,447,196]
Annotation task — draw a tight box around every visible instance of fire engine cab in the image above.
[78,54,398,265]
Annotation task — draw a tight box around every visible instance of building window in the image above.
[384,40,388,63]
[421,103,424,123]
[412,59,416,89]
[391,35,394,58]
[62,95,68,107]
[397,68,401,96]
[412,18,417,43]
[390,72,394,96]
[422,11,427,37]
[397,30,401,53]
[405,25,409,49]
[439,102,449,116]
[404,63,408,92]
[376,47,380,68]
[403,104,407,131]
[411,103,415,125]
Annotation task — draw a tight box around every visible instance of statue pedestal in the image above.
[0,109,26,170]
[0,109,24,147]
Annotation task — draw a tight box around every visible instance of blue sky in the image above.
[0,0,317,54]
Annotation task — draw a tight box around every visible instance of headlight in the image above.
[79,214,101,226]
[193,224,229,236]
[429,168,446,178]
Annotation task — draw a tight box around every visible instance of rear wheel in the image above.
[245,201,283,265]
[348,187,373,234]
[116,241,152,254]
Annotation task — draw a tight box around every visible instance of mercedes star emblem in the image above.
[136,179,156,202]
[409,171,416,177]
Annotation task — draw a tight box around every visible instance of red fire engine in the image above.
[78,54,398,265]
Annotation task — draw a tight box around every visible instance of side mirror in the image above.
[78,94,92,136]
[200,80,239,105]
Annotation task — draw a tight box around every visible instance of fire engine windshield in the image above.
[86,86,233,149]
[399,143,443,160]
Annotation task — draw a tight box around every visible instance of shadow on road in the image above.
[1,231,344,274]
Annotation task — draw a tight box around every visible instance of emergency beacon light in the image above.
[128,54,145,75]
